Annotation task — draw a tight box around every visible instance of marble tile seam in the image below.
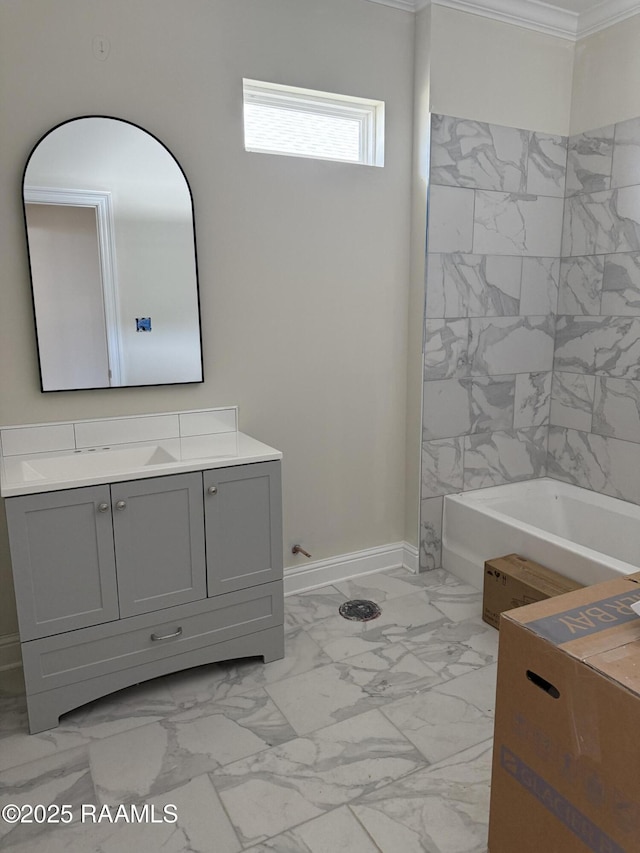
[258,633,488,720]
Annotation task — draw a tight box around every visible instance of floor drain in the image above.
[339,600,382,622]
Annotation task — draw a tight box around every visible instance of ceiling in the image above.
[367,0,640,40]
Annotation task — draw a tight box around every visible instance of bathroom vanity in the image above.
[0,408,284,733]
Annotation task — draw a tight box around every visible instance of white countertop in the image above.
[0,432,282,497]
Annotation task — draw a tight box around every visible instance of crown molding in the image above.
[578,0,640,38]
[364,0,418,11]
[364,0,640,41]
[426,0,578,39]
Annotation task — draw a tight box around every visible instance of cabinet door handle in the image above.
[150,627,183,642]
[97,502,110,513]
[115,500,127,511]
[207,485,217,495]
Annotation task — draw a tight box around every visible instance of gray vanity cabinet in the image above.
[111,472,206,617]
[6,459,284,734]
[204,461,283,596]
[5,484,120,641]
[7,473,207,637]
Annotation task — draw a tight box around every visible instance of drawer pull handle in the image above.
[150,627,183,642]
[115,500,127,511]
[207,485,218,495]
[97,503,110,513]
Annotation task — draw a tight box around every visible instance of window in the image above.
[242,79,384,167]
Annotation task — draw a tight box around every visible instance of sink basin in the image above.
[17,445,177,482]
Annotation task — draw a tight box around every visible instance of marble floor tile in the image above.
[380,684,494,764]
[142,774,242,853]
[372,592,455,642]
[0,728,91,776]
[243,805,379,853]
[1,775,241,853]
[0,823,110,853]
[304,592,446,662]
[0,824,98,853]
[351,738,493,853]
[334,569,433,603]
[89,690,294,804]
[434,662,498,718]
[265,644,441,735]
[164,627,332,706]
[0,679,179,774]
[402,617,499,682]
[284,586,347,630]
[0,746,96,849]
[211,708,427,847]
[0,566,503,853]
[168,686,297,741]
[301,613,388,662]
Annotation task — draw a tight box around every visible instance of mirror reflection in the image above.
[23,116,203,391]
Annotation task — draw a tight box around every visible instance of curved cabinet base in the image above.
[21,580,284,734]
[25,625,284,734]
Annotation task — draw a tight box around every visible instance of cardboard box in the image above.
[483,554,583,630]
[489,572,640,853]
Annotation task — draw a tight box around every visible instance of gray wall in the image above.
[0,0,414,640]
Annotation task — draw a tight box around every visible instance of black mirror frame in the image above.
[22,115,205,393]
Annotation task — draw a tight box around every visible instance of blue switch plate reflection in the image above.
[136,317,152,332]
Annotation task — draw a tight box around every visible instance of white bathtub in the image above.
[442,477,640,591]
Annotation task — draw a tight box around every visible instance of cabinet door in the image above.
[5,485,119,641]
[111,472,206,617]
[204,461,283,596]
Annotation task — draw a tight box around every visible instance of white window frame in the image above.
[242,79,385,167]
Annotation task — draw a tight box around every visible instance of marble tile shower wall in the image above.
[550,117,640,504]
[421,114,567,570]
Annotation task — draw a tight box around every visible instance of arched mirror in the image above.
[23,116,204,391]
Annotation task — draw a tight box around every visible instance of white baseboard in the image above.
[403,542,419,574]
[0,633,21,672]
[0,545,421,669]
[284,541,419,595]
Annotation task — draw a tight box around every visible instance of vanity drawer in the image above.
[21,581,283,694]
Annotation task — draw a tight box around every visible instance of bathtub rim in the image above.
[442,477,640,588]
